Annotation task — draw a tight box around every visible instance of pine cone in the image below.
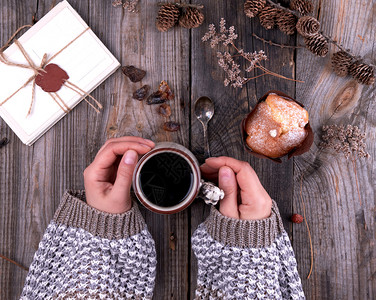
[296,16,320,37]
[277,11,297,35]
[290,0,314,15]
[304,33,329,57]
[156,4,180,32]
[179,7,204,29]
[244,0,266,18]
[258,5,278,29]
[349,61,375,85]
[331,51,353,77]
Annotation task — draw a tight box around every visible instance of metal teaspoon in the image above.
[194,96,215,158]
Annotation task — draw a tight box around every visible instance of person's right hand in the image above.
[200,157,272,220]
[84,136,155,214]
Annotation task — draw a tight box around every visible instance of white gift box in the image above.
[0,0,120,145]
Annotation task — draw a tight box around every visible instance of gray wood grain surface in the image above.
[293,1,376,299]
[0,0,375,299]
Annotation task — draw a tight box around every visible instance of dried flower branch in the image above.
[112,0,139,13]
[320,124,368,206]
[202,18,302,88]
[244,0,375,85]
[320,124,369,159]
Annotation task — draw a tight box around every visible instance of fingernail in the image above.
[140,143,152,149]
[124,150,137,165]
[145,139,155,147]
[220,167,232,179]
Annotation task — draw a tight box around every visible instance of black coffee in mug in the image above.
[139,152,194,207]
[133,142,224,214]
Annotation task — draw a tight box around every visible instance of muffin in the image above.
[244,92,310,159]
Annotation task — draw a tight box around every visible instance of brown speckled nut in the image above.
[156,3,180,32]
[349,61,375,85]
[331,51,353,77]
[304,33,329,57]
[244,0,266,18]
[291,214,304,224]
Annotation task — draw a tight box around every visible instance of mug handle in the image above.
[198,180,225,205]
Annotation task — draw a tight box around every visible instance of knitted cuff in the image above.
[204,200,284,248]
[53,190,146,240]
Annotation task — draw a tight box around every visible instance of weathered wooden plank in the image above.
[189,1,250,296]
[1,0,376,299]
[110,1,191,298]
[0,0,190,299]
[0,1,39,299]
[246,3,297,231]
[293,0,376,299]
[189,1,297,297]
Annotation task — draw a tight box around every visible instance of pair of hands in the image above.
[84,137,272,220]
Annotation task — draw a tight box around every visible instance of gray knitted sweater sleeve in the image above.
[20,190,156,300]
[192,201,305,299]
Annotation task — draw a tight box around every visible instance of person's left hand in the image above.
[83,136,155,214]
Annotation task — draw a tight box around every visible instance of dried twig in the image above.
[0,253,29,272]
[252,33,305,49]
[300,174,313,280]
[202,18,303,88]
[266,0,300,17]
[265,0,375,68]
[158,2,204,9]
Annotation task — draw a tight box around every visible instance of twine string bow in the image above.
[0,25,103,117]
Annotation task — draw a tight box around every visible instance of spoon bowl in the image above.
[194,96,215,158]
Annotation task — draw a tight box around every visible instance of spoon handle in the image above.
[203,123,211,158]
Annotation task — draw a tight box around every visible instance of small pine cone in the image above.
[304,33,329,57]
[331,51,353,77]
[258,5,278,29]
[349,61,375,85]
[290,0,314,15]
[244,0,266,18]
[179,7,204,29]
[156,4,180,32]
[296,16,320,37]
[276,10,297,35]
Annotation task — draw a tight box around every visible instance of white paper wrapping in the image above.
[0,0,120,145]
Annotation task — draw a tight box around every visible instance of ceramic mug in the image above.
[132,142,224,214]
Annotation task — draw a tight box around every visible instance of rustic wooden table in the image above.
[1,0,375,299]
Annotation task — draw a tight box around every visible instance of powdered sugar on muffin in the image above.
[245,94,309,158]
